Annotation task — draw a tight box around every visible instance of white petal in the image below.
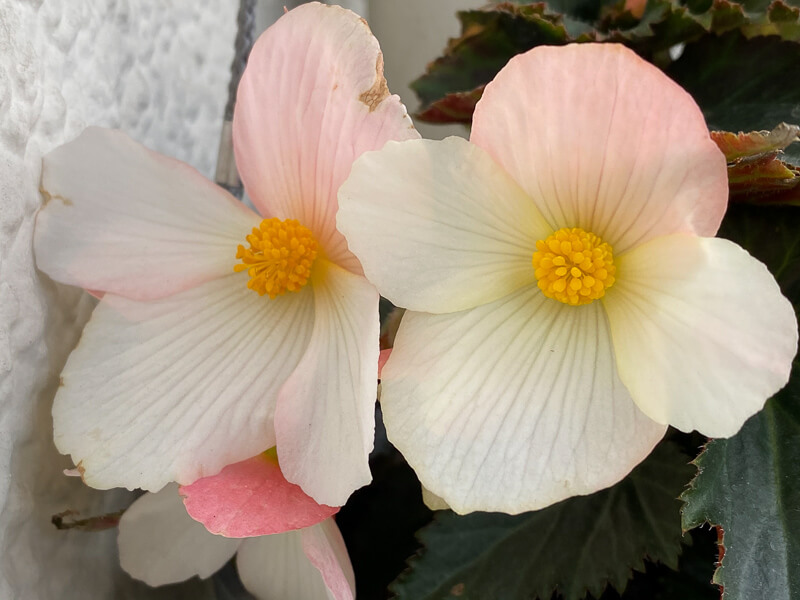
[338,137,548,313]
[234,3,418,273]
[53,273,314,491]
[35,127,259,300]
[301,519,356,600]
[381,287,666,514]
[237,530,331,600]
[118,485,240,586]
[604,235,797,437]
[275,261,378,506]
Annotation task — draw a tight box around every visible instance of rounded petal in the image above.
[275,261,379,506]
[300,518,356,600]
[118,485,240,586]
[35,127,259,301]
[233,2,418,273]
[381,287,666,514]
[338,137,548,313]
[180,453,338,538]
[471,44,728,254]
[604,235,797,437]
[53,273,314,492]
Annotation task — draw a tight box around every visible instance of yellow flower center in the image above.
[532,227,616,306]
[234,218,318,298]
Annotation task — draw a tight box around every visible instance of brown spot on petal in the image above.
[58,376,64,387]
[359,53,390,112]
[40,188,73,206]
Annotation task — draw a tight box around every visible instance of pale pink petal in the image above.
[378,348,392,379]
[237,530,332,600]
[338,137,548,313]
[35,127,259,300]
[471,44,728,254]
[275,260,379,506]
[118,485,240,586]
[53,273,314,492]
[604,235,797,437]
[301,518,356,600]
[233,2,418,273]
[381,287,666,514]
[180,453,338,538]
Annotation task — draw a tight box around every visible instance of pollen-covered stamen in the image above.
[234,218,318,298]
[532,227,616,306]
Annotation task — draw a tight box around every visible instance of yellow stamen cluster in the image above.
[532,227,616,306]
[234,218,318,298]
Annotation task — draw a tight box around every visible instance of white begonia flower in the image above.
[336,43,798,515]
[33,2,418,506]
[118,484,354,600]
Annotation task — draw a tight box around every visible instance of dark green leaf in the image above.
[602,0,800,48]
[411,4,578,111]
[680,378,800,599]
[390,442,693,600]
[600,529,718,600]
[665,31,800,165]
[544,0,621,23]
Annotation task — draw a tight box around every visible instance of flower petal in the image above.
[53,273,314,491]
[471,44,728,254]
[35,127,259,300]
[301,518,356,600]
[338,137,548,313]
[118,484,240,586]
[378,348,392,379]
[275,260,379,506]
[234,2,418,273]
[180,453,338,538]
[381,286,666,514]
[236,529,332,600]
[604,235,797,437]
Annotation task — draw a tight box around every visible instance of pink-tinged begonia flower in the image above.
[118,481,354,600]
[337,44,798,514]
[33,2,418,506]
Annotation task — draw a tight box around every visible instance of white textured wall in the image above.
[0,1,236,598]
